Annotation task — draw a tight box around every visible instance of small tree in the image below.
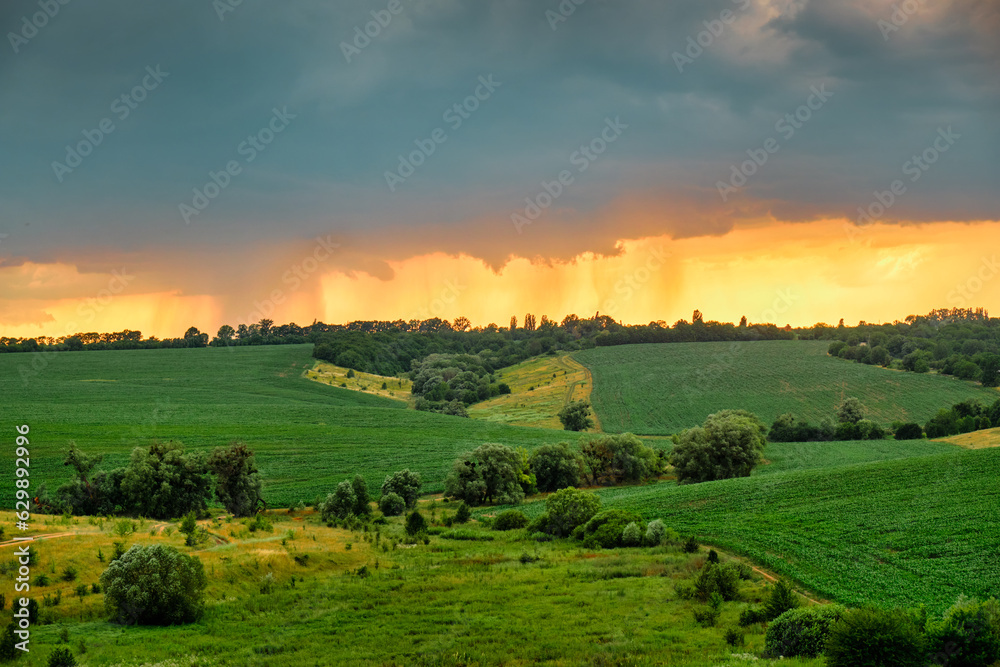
[379,492,405,517]
[837,397,866,424]
[47,647,77,667]
[454,502,471,524]
[444,443,524,506]
[671,410,767,484]
[351,475,371,517]
[100,545,206,625]
[545,487,601,537]
[558,401,594,431]
[621,521,642,546]
[529,442,584,492]
[321,481,357,521]
[381,470,422,509]
[207,442,263,518]
[180,512,198,547]
[645,519,667,546]
[581,433,660,486]
[404,510,427,537]
[762,579,800,621]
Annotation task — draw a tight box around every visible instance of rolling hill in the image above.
[576,340,1000,434]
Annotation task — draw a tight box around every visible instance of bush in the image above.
[558,400,594,431]
[762,578,799,620]
[529,442,583,492]
[100,545,206,625]
[47,647,76,667]
[693,606,721,627]
[764,605,846,658]
[444,443,525,506]
[621,522,642,547]
[61,565,78,582]
[694,562,740,601]
[724,627,745,647]
[837,397,866,424]
[321,481,357,521]
[855,419,886,440]
[707,549,719,564]
[492,510,529,531]
[544,487,601,537]
[454,502,471,524]
[581,433,660,486]
[683,536,699,553]
[925,597,1000,667]
[671,410,767,483]
[404,511,427,537]
[378,492,406,517]
[826,607,927,667]
[579,510,643,549]
[894,422,924,440]
[644,519,666,546]
[207,442,263,518]
[739,606,768,627]
[380,469,422,509]
[351,475,371,517]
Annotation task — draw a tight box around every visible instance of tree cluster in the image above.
[47,441,263,519]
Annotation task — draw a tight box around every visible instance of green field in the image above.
[0,345,587,508]
[576,340,1000,434]
[565,447,1000,613]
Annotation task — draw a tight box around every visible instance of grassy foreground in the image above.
[576,340,1000,435]
[0,345,586,508]
[0,508,823,667]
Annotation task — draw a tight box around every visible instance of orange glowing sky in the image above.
[3,219,999,340]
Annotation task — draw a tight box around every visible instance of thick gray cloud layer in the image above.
[0,0,997,289]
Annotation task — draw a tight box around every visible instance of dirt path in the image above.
[0,532,76,548]
[559,354,603,431]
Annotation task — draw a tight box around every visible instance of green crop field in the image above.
[578,447,1000,613]
[576,340,1000,435]
[0,345,586,508]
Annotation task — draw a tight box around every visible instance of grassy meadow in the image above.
[0,508,823,667]
[468,354,597,430]
[575,340,1000,435]
[0,345,587,508]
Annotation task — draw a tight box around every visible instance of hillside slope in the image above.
[0,345,586,507]
[576,340,999,434]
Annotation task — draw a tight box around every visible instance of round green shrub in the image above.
[404,510,427,537]
[621,521,642,547]
[694,562,740,601]
[764,605,845,658]
[644,519,666,546]
[926,597,1000,667]
[99,545,206,625]
[579,510,643,549]
[545,487,601,537]
[492,509,529,531]
[826,607,927,667]
[378,492,406,517]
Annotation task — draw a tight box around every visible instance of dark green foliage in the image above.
[825,607,927,667]
[724,628,745,647]
[581,433,660,486]
[925,597,1000,667]
[320,481,357,521]
[119,441,213,519]
[739,606,768,627]
[100,545,206,625]
[0,623,17,661]
[207,442,263,517]
[444,443,524,506]
[13,598,39,624]
[47,647,77,667]
[894,422,924,440]
[768,413,835,442]
[558,400,594,431]
[378,492,405,517]
[544,487,601,537]
[671,410,767,484]
[837,397,866,424]
[707,549,719,564]
[410,353,503,412]
[762,579,800,621]
[380,469,422,509]
[492,510,529,531]
[61,565,78,582]
[454,502,471,524]
[529,442,583,492]
[578,509,644,549]
[180,512,198,546]
[404,511,427,537]
[763,605,845,658]
[694,563,740,601]
[351,475,371,516]
[683,536,698,553]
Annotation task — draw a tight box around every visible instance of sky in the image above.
[1,0,998,339]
